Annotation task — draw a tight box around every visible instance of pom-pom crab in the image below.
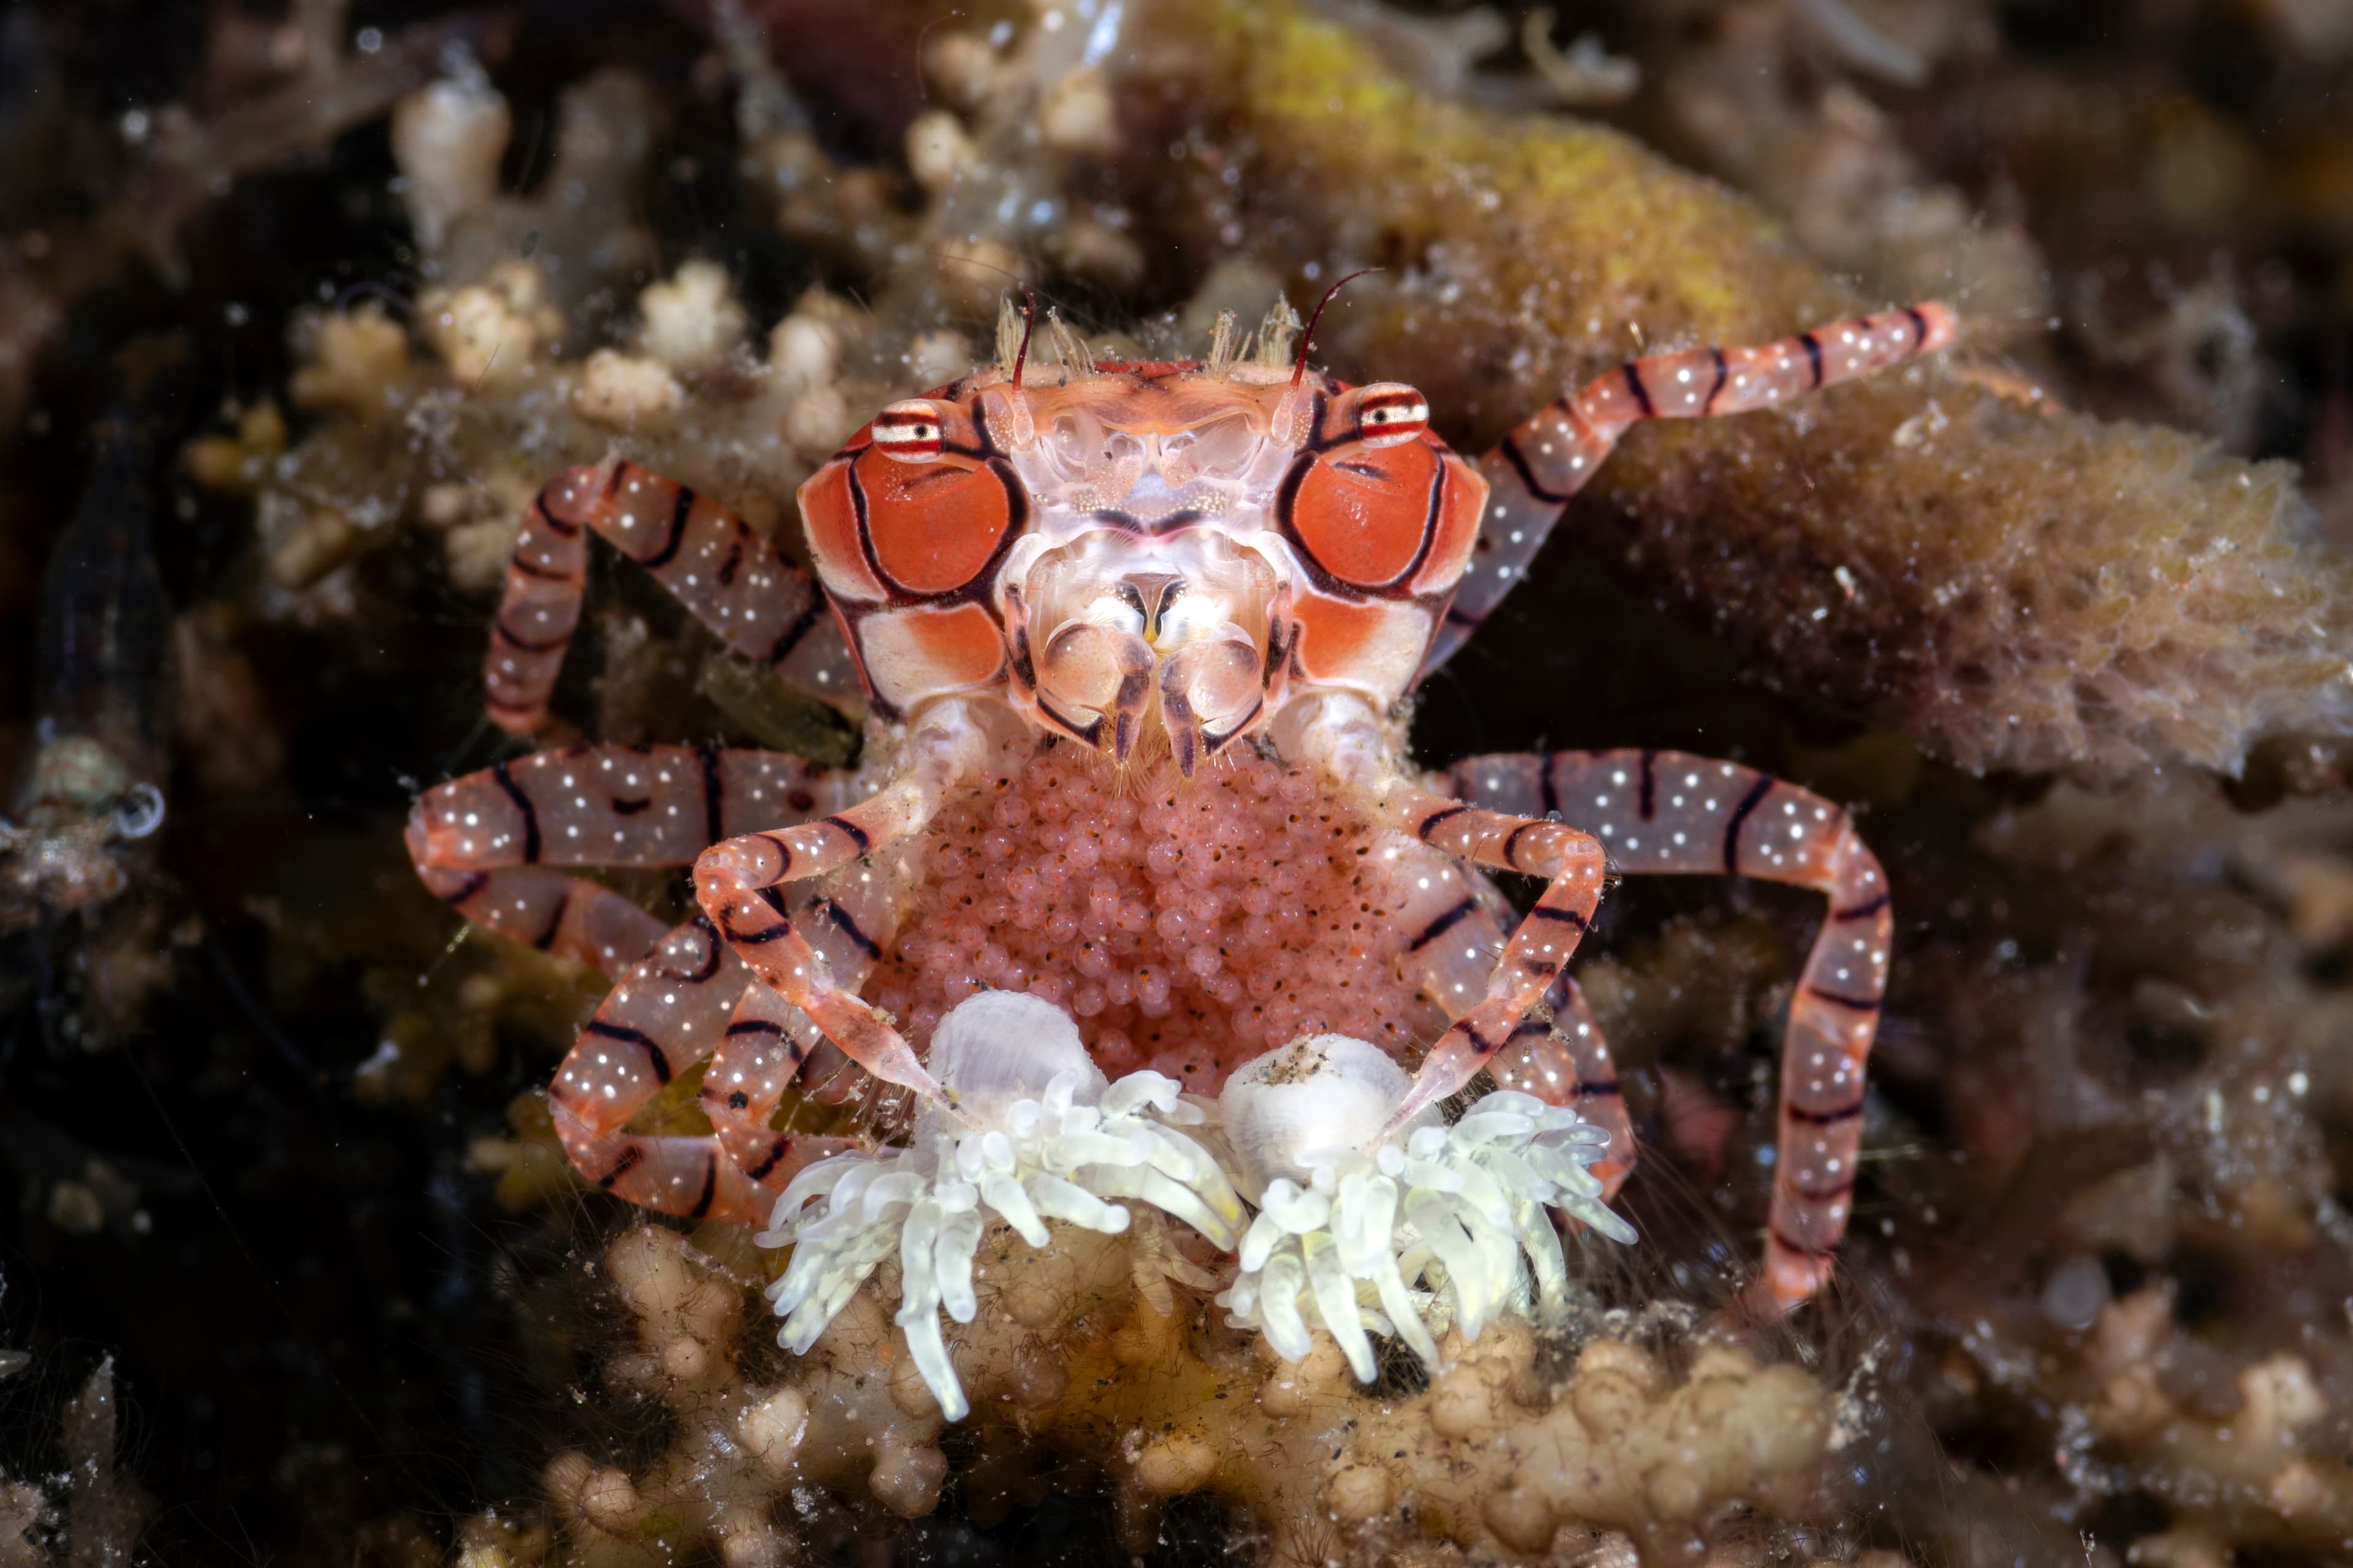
[407,290,1953,1330]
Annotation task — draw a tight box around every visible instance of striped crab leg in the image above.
[1375,839,1638,1191]
[405,744,838,971]
[1426,303,1958,673]
[547,914,868,1224]
[1289,695,1609,1137]
[1448,749,1893,1317]
[406,743,866,1218]
[691,698,997,1110]
[485,460,851,736]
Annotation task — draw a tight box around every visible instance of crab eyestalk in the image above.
[1215,1034,1635,1384]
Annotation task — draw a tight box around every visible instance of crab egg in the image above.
[1217,1034,1436,1200]
[922,990,1108,1133]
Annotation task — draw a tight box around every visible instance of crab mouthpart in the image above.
[1023,534,1279,772]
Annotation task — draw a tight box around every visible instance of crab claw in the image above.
[1157,632,1262,776]
[1215,1035,1634,1384]
[1039,620,1155,762]
[757,991,1245,1422]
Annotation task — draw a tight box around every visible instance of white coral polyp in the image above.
[756,991,1242,1421]
[1215,1034,1635,1384]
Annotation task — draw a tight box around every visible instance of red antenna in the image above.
[1292,267,1379,388]
[1012,288,1039,390]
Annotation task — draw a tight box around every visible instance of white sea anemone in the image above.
[1215,1034,1635,1383]
[756,990,1243,1420]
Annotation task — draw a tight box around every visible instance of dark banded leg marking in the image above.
[1408,897,1479,953]
[1425,300,1960,677]
[767,603,824,668]
[529,885,571,951]
[686,1153,719,1220]
[822,898,883,960]
[699,746,725,850]
[1798,331,1825,388]
[1415,805,1471,841]
[1619,362,1655,417]
[641,483,697,570]
[1498,820,1543,871]
[583,1017,672,1084]
[675,913,726,983]
[1721,775,1775,873]
[491,762,541,863]
[507,553,572,582]
[598,1146,645,1189]
[1770,1223,1836,1260]
[745,1137,795,1183]
[1498,436,1574,506]
[436,871,488,905]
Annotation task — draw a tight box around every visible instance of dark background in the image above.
[0,1,2347,1563]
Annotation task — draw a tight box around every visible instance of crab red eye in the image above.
[805,396,1022,602]
[1353,384,1429,449]
[1280,438,1443,591]
[873,400,947,463]
[854,447,1021,597]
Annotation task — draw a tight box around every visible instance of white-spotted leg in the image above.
[1286,695,1608,1135]
[1428,303,1959,673]
[1449,748,1892,1315]
[692,699,996,1108]
[407,743,866,1219]
[485,458,854,735]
